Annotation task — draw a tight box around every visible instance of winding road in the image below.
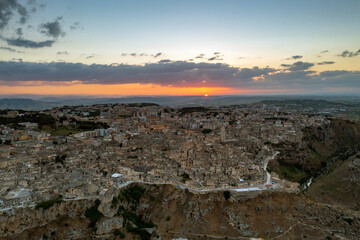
[263,151,280,185]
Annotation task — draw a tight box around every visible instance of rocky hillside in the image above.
[305,153,360,211]
[268,118,360,184]
[1,183,359,240]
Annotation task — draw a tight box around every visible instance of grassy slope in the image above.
[305,155,360,211]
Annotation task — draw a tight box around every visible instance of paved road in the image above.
[263,151,280,185]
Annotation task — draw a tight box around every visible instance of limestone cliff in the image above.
[1,183,359,240]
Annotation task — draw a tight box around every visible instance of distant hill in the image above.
[2,95,360,110]
[0,98,60,111]
[38,96,289,106]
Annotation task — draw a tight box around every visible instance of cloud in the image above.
[338,49,360,58]
[10,58,22,62]
[208,56,223,61]
[319,70,350,78]
[0,60,359,91]
[15,27,23,36]
[85,54,97,59]
[57,51,69,55]
[261,69,360,90]
[0,46,24,53]
[281,61,314,71]
[284,55,303,60]
[317,61,335,65]
[121,53,160,58]
[153,52,162,58]
[5,38,55,48]
[158,59,172,63]
[0,61,273,88]
[70,21,81,30]
[195,54,205,59]
[208,52,224,61]
[0,0,29,30]
[237,66,277,80]
[39,17,65,38]
[0,2,73,49]
[320,50,329,54]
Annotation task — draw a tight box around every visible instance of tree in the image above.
[201,129,212,134]
[55,154,66,164]
[224,191,231,200]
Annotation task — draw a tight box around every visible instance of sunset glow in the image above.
[0,83,233,96]
[0,0,359,96]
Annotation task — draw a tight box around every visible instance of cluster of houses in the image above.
[0,104,327,210]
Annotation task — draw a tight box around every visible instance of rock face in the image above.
[98,187,120,217]
[1,183,360,240]
[96,217,123,235]
[268,119,360,183]
[0,199,93,238]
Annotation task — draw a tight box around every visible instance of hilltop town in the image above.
[0,103,330,211]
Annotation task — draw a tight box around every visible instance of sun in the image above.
[204,93,209,97]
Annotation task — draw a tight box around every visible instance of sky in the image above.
[0,0,359,96]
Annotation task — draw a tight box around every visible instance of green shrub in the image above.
[224,191,231,200]
[118,185,145,205]
[278,159,308,184]
[35,195,63,210]
[84,199,104,228]
[181,173,190,183]
[201,128,212,134]
[114,229,125,238]
[112,196,118,207]
[125,223,152,240]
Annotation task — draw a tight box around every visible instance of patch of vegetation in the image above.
[111,196,119,208]
[201,128,212,134]
[117,206,154,240]
[181,173,191,183]
[179,106,209,114]
[122,210,154,229]
[278,159,309,184]
[84,199,103,228]
[125,223,152,240]
[42,119,109,136]
[49,127,83,136]
[55,154,66,164]
[118,185,146,205]
[76,120,108,130]
[224,191,231,200]
[126,103,159,107]
[35,195,63,210]
[116,185,155,240]
[0,113,56,129]
[114,229,125,238]
[229,120,237,125]
[88,109,101,117]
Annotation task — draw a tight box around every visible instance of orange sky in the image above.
[0,83,291,96]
